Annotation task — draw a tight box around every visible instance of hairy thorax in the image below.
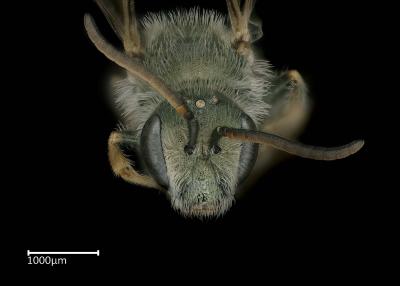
[112,10,272,217]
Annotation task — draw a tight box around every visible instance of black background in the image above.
[13,0,381,279]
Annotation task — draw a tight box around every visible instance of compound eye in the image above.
[140,114,169,188]
[237,114,259,184]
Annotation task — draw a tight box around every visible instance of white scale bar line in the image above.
[27,250,100,256]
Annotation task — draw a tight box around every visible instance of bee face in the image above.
[140,94,258,218]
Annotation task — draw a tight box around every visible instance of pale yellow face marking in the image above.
[196,99,206,109]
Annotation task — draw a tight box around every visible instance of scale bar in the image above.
[27,250,100,256]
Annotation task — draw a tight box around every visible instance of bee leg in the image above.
[95,0,143,57]
[226,0,257,56]
[262,70,311,135]
[239,70,311,193]
[108,131,163,190]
